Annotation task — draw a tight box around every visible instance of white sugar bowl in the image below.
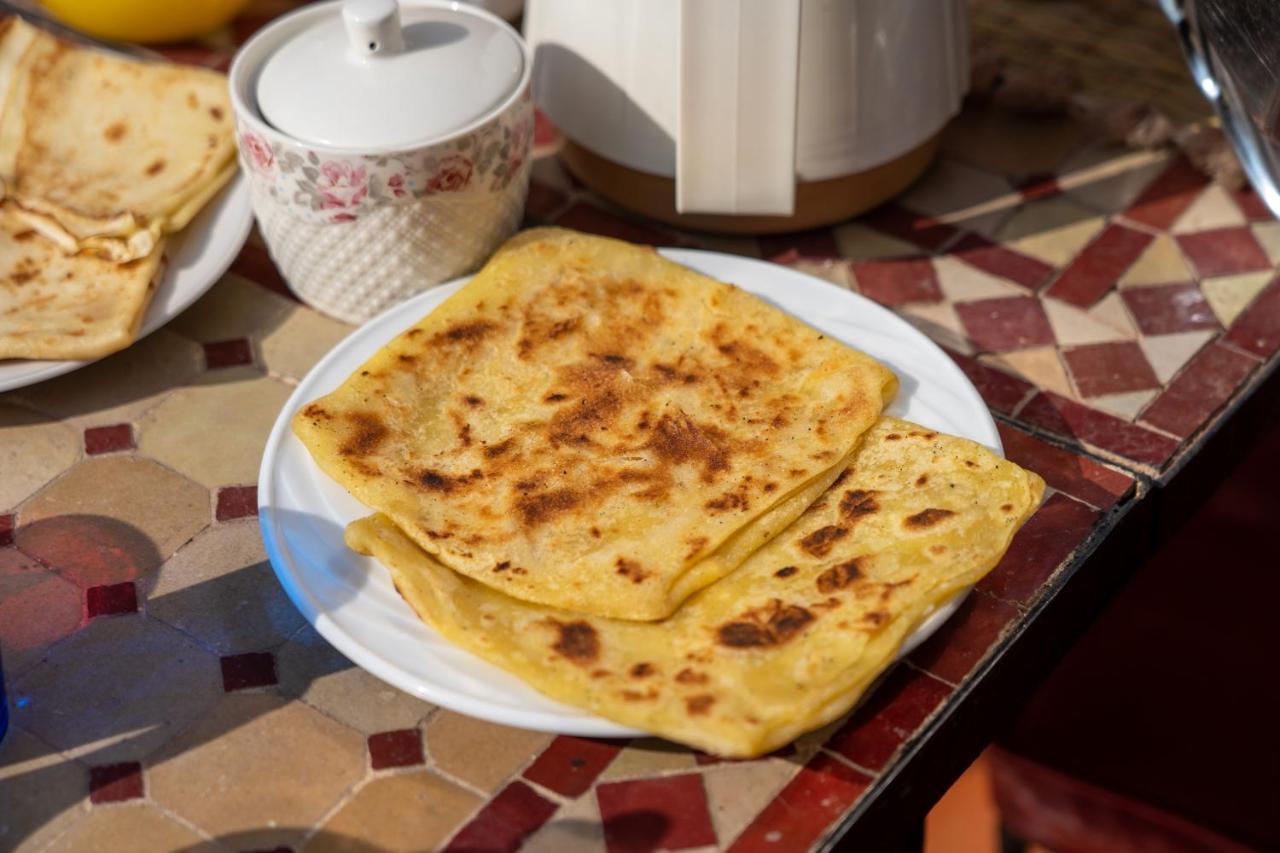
[229,0,533,323]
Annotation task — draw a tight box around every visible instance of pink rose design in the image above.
[241,131,274,173]
[329,212,357,224]
[387,173,407,198]
[316,160,369,209]
[426,155,473,194]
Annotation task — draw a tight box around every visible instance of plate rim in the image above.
[258,246,1000,737]
[0,172,254,393]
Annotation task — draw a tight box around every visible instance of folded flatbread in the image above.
[0,203,164,359]
[348,418,1046,757]
[296,227,897,620]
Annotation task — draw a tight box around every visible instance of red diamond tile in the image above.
[1044,224,1153,308]
[15,514,158,588]
[525,180,569,222]
[86,581,137,618]
[1225,274,1280,357]
[220,651,277,692]
[89,762,144,804]
[597,773,716,853]
[950,233,1056,290]
[863,203,960,250]
[1124,157,1207,230]
[1176,227,1271,278]
[555,202,677,246]
[1141,343,1259,439]
[946,350,1035,415]
[852,257,942,306]
[83,424,134,455]
[1061,341,1161,398]
[216,486,258,521]
[1232,186,1273,221]
[231,240,298,303]
[203,338,254,369]
[1121,283,1221,335]
[976,493,1098,605]
[1017,174,1062,202]
[367,728,424,770]
[446,780,558,853]
[909,592,1021,685]
[727,753,871,853]
[996,422,1133,509]
[533,108,559,148]
[1017,391,1180,467]
[758,229,841,261]
[522,735,622,798]
[0,514,12,547]
[954,296,1055,352]
[827,666,953,772]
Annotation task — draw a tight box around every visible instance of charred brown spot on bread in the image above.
[1001,503,1014,512]
[629,662,655,678]
[685,695,715,716]
[886,433,902,441]
[706,487,749,512]
[8,269,36,285]
[414,467,482,493]
[590,526,601,539]
[763,481,778,493]
[456,423,473,447]
[910,430,938,439]
[798,524,849,558]
[904,508,955,529]
[929,544,947,554]
[715,337,779,375]
[615,558,649,583]
[863,611,888,626]
[406,328,423,338]
[622,689,658,702]
[145,158,166,175]
[434,320,495,345]
[104,121,126,141]
[493,561,511,572]
[965,460,977,468]
[338,413,388,459]
[13,230,35,242]
[593,352,634,369]
[816,558,863,593]
[839,489,880,523]
[774,566,798,579]
[463,395,484,407]
[717,600,814,648]
[483,438,514,459]
[675,668,708,685]
[591,669,611,679]
[831,468,851,488]
[645,412,732,482]
[684,536,708,560]
[209,105,224,120]
[397,353,417,365]
[916,474,929,487]
[550,620,599,664]
[544,392,568,403]
[515,488,581,527]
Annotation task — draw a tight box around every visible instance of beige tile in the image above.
[1043,298,1130,346]
[44,803,213,853]
[523,786,605,853]
[142,522,305,654]
[899,301,973,356]
[703,759,796,847]
[1088,291,1140,338]
[1118,234,1194,287]
[942,111,1090,184]
[599,738,698,781]
[310,770,481,853]
[786,258,851,289]
[260,305,352,382]
[933,256,1025,302]
[169,272,294,344]
[0,728,88,853]
[831,223,919,261]
[150,692,365,849]
[137,369,292,489]
[1138,330,1215,385]
[0,548,83,675]
[424,710,550,794]
[11,615,221,764]
[277,624,437,735]
[1201,271,1272,327]
[898,159,1018,235]
[1060,146,1172,214]
[984,348,1075,399]
[996,197,1105,267]
[1251,221,1280,265]
[0,404,80,512]
[3,331,202,429]
[1171,184,1246,233]
[1091,389,1159,422]
[17,456,210,586]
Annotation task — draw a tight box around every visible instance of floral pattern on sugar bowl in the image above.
[237,90,533,226]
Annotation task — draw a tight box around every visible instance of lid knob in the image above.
[343,0,404,58]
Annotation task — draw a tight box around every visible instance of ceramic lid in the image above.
[255,0,524,149]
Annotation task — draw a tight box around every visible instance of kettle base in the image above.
[558,133,942,236]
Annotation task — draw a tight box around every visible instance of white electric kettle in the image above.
[526,0,968,233]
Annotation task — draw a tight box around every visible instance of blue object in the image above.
[0,646,8,744]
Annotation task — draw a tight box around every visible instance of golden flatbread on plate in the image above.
[0,203,164,359]
[348,418,1046,757]
[296,227,897,620]
[0,16,236,262]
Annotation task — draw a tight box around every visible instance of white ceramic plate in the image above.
[0,174,254,393]
[259,249,1001,737]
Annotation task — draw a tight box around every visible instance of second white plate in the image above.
[259,249,1001,737]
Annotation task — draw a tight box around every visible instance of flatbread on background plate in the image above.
[0,204,163,360]
[348,418,1046,757]
[296,227,898,620]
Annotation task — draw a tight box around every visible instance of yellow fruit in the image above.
[40,0,252,44]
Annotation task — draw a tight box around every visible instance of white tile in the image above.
[1091,389,1159,421]
[1200,271,1273,327]
[1138,330,1214,384]
[1172,184,1247,233]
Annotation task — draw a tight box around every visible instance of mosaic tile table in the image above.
[3,4,1279,852]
